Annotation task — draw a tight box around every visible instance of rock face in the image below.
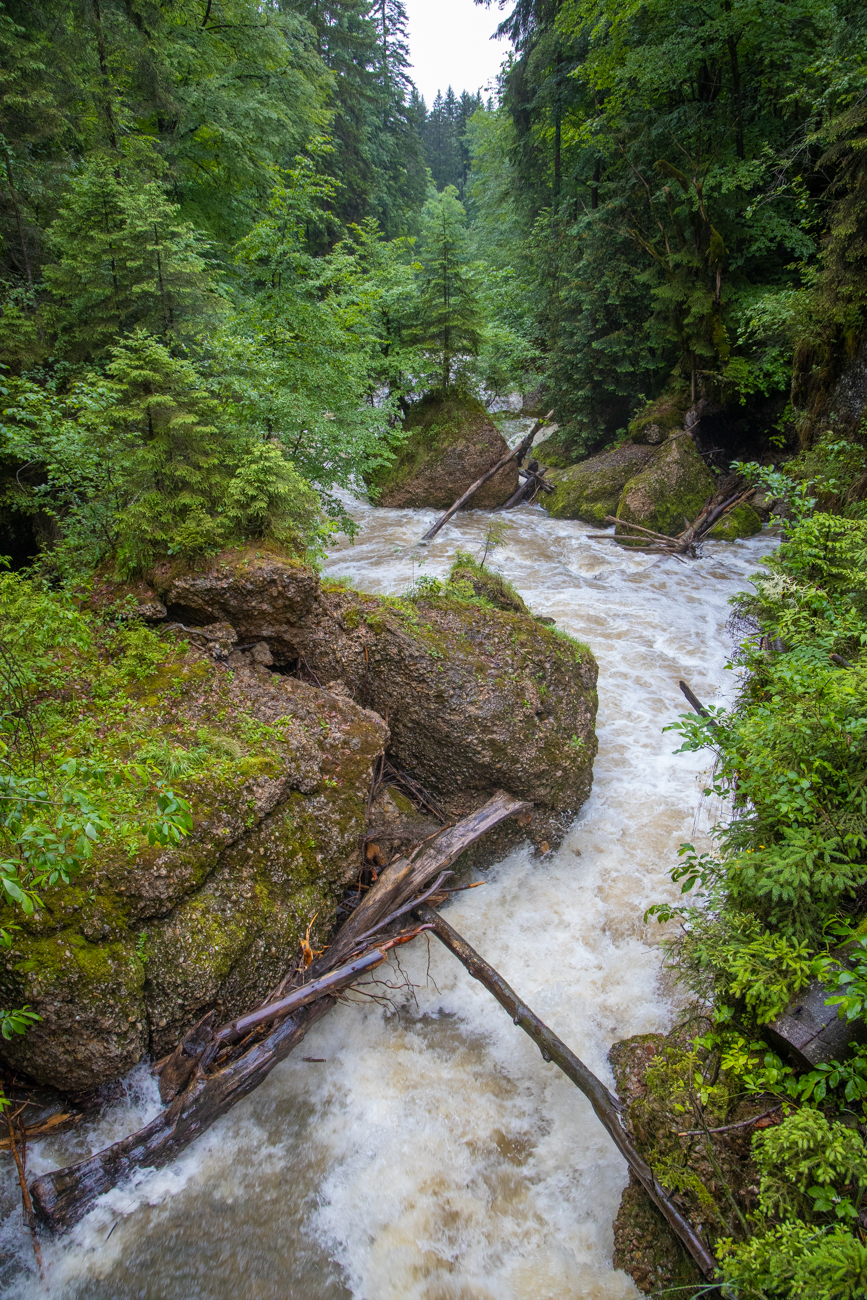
[0,650,387,1090]
[1,549,599,1092]
[616,432,716,537]
[366,392,518,509]
[546,444,657,525]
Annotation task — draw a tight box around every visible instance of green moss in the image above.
[447,553,530,615]
[707,501,764,540]
[617,434,716,537]
[546,445,656,524]
[532,426,578,469]
[626,387,690,444]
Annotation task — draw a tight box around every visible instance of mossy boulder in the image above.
[532,425,576,469]
[448,554,531,615]
[1,547,600,1090]
[609,1030,760,1294]
[707,500,763,541]
[627,389,690,445]
[616,434,716,537]
[290,588,598,854]
[545,444,657,524]
[366,392,518,509]
[0,639,387,1089]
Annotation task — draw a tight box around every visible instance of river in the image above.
[1,485,775,1299]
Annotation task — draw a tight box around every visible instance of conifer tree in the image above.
[411,186,483,391]
[45,157,218,360]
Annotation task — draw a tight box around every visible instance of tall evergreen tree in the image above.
[410,186,483,391]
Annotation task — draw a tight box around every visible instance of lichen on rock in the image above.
[365,392,518,509]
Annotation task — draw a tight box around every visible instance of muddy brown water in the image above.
[0,482,775,1299]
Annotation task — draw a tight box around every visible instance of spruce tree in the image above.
[411,186,483,392]
[45,157,218,360]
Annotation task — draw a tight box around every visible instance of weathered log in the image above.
[500,478,535,511]
[29,792,530,1233]
[29,998,335,1233]
[215,938,419,1047]
[312,789,531,971]
[158,1010,216,1103]
[679,680,711,719]
[421,413,554,541]
[415,903,718,1280]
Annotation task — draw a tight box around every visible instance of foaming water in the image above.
[0,499,775,1299]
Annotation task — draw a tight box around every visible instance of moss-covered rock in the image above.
[290,588,598,854]
[0,932,147,1093]
[448,554,531,615]
[531,426,577,469]
[365,392,518,509]
[1,546,600,1090]
[616,434,716,537]
[0,630,387,1089]
[707,500,764,541]
[546,444,657,524]
[627,389,690,445]
[609,1030,760,1295]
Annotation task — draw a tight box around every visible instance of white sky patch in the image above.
[404,0,510,106]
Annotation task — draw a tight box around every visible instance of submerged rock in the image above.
[616,433,716,538]
[366,392,518,509]
[546,444,657,525]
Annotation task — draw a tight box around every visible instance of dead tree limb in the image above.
[29,791,531,1234]
[313,790,531,971]
[421,413,554,541]
[589,486,758,559]
[415,904,718,1280]
[29,998,335,1233]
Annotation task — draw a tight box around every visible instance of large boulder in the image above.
[0,639,387,1089]
[366,392,518,509]
[1,549,599,1091]
[546,444,657,524]
[159,550,599,854]
[616,433,716,537]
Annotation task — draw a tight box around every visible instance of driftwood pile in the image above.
[20,783,718,1282]
[588,485,758,559]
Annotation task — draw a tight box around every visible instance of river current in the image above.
[1,478,775,1299]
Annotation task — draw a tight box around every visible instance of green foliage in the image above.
[408,187,484,393]
[718,1220,867,1299]
[753,1108,867,1223]
[0,568,194,1033]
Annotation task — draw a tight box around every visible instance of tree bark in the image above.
[415,904,718,1280]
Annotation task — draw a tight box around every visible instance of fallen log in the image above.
[588,486,758,559]
[311,789,532,970]
[29,790,531,1233]
[29,997,335,1232]
[421,413,554,541]
[415,903,718,1280]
